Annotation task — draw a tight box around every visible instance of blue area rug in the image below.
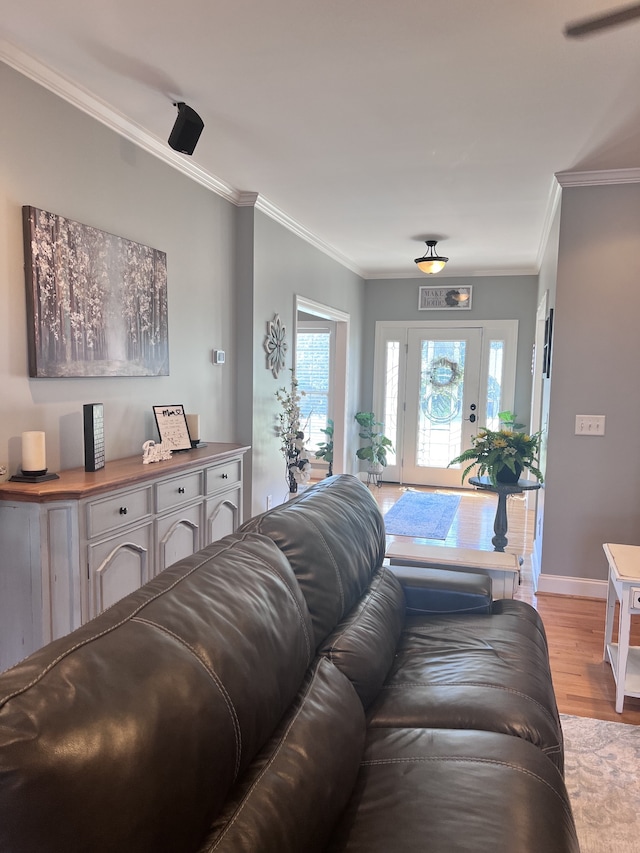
[383,491,461,539]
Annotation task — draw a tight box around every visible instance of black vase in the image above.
[496,463,522,484]
[288,470,298,493]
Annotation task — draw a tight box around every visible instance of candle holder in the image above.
[185,413,207,449]
[10,471,60,483]
[10,430,60,483]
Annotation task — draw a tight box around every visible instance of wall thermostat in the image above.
[213,350,226,364]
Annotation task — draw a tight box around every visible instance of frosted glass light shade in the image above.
[414,239,448,275]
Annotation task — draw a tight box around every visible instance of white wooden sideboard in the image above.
[0,442,249,673]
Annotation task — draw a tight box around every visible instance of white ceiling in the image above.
[2,1,640,278]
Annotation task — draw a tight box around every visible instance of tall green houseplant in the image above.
[354,411,393,471]
[315,418,334,476]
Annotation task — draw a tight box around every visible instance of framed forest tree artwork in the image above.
[22,206,169,377]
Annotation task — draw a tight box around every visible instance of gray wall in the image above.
[0,63,236,474]
[362,275,539,423]
[542,183,640,584]
[250,211,365,515]
[533,200,561,573]
[0,63,365,519]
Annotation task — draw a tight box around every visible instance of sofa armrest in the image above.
[387,565,492,614]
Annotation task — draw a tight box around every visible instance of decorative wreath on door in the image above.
[428,357,461,389]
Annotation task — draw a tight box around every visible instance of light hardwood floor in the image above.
[371,481,640,725]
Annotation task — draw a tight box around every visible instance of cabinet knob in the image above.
[119,507,128,515]
[178,487,185,494]
[222,473,228,480]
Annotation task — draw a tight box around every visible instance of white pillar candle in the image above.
[22,431,46,473]
[185,414,200,442]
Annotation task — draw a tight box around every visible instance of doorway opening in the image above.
[294,296,350,477]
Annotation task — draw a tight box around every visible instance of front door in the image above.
[401,327,483,487]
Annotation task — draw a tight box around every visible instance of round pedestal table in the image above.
[469,476,541,552]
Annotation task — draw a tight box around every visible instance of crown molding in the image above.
[0,41,368,277]
[365,266,538,281]
[555,167,640,187]
[0,40,240,202]
[253,195,365,276]
[236,192,259,207]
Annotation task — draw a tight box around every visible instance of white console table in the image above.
[603,542,640,713]
[0,442,249,673]
[385,541,520,599]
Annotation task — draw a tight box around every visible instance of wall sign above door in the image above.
[418,285,473,311]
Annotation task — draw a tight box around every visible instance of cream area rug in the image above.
[561,714,640,852]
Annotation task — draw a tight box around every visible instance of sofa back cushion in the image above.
[200,657,365,853]
[239,475,386,649]
[0,533,313,853]
[319,566,406,708]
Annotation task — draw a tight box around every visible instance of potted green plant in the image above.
[497,410,525,430]
[354,411,393,474]
[315,418,334,476]
[448,424,543,485]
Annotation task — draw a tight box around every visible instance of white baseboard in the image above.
[536,573,608,599]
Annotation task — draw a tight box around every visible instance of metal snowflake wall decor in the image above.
[264,313,288,378]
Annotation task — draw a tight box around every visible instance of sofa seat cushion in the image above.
[318,567,405,708]
[200,658,365,853]
[326,728,579,853]
[367,609,564,773]
[239,475,386,649]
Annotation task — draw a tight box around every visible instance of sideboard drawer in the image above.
[86,487,153,539]
[156,471,204,513]
[206,460,242,495]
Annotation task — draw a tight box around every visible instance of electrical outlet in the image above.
[632,588,640,610]
[575,415,605,435]
[266,494,273,510]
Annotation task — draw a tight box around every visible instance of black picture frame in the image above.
[153,404,192,451]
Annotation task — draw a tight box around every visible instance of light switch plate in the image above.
[575,415,605,435]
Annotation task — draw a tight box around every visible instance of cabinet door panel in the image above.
[88,523,152,618]
[156,503,202,574]
[205,489,241,545]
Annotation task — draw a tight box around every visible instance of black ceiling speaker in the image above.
[168,102,204,155]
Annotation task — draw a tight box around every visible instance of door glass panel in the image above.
[383,340,399,467]
[486,340,505,431]
[416,340,465,469]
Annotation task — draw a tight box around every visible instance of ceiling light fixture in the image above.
[414,240,449,275]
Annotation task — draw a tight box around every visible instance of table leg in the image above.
[491,492,509,552]
[615,587,632,713]
[603,574,616,661]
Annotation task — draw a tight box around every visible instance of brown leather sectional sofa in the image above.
[0,474,578,851]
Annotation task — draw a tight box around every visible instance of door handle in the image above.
[466,413,476,423]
